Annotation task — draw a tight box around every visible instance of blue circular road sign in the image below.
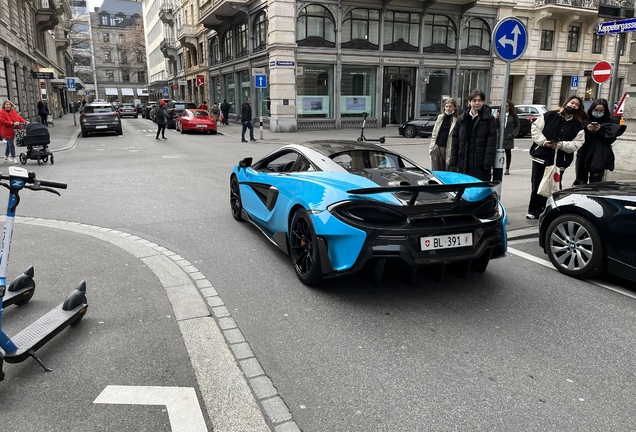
[493,17,528,62]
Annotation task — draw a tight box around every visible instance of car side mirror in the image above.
[239,157,252,169]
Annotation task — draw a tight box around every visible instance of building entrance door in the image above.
[382,67,415,126]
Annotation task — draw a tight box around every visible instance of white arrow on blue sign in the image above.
[67,78,76,90]
[493,17,528,62]
[255,74,267,88]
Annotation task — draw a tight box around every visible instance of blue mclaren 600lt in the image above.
[230,141,507,285]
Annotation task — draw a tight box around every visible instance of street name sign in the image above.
[597,18,636,35]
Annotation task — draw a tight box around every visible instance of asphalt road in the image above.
[1,118,635,431]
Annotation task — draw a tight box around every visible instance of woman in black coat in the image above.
[500,100,520,175]
[574,98,624,184]
[449,89,498,181]
[526,95,586,219]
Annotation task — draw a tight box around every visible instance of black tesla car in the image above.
[539,181,636,283]
[398,117,437,138]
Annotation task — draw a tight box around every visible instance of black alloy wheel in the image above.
[230,176,243,222]
[403,125,417,138]
[545,214,605,279]
[290,209,323,285]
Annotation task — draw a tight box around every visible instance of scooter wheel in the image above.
[50,155,54,164]
[356,137,363,142]
[19,154,27,164]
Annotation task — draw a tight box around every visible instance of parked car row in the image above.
[398,104,548,139]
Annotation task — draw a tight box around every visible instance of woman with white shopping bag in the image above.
[526,96,586,219]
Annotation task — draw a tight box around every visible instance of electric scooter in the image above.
[356,112,386,144]
[0,167,88,382]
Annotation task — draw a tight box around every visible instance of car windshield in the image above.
[420,102,439,116]
[330,150,417,171]
[83,106,114,113]
[174,104,187,110]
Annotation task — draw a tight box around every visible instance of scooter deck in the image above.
[2,287,34,308]
[2,302,88,363]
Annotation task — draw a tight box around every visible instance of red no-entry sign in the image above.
[592,61,612,84]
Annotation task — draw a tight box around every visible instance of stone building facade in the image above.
[142,0,631,133]
[0,0,76,120]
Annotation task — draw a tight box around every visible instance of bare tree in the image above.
[119,18,148,83]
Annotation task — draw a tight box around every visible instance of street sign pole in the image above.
[609,33,621,109]
[492,17,528,194]
[260,88,263,140]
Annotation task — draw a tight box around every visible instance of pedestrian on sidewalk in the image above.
[38,101,50,127]
[573,98,625,185]
[449,89,497,181]
[209,102,220,123]
[221,99,230,125]
[199,101,208,111]
[0,100,28,163]
[241,97,256,142]
[155,100,167,141]
[497,99,520,175]
[526,95,586,219]
[428,97,458,171]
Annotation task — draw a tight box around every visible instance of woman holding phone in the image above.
[526,96,586,219]
[573,99,623,184]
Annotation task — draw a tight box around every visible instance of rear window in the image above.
[84,105,115,114]
[174,104,187,110]
[330,150,417,171]
[192,111,210,117]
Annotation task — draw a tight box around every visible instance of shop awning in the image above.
[105,88,118,96]
[121,88,134,96]
[137,88,149,96]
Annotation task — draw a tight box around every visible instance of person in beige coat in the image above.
[428,98,458,171]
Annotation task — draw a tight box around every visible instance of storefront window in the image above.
[212,76,222,105]
[224,73,236,114]
[341,65,376,117]
[421,70,451,114]
[297,63,333,118]
[239,70,250,109]
[457,70,487,107]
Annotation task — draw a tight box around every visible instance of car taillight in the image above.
[528,117,537,122]
[330,202,407,228]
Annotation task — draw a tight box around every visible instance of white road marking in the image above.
[508,247,636,299]
[94,385,207,432]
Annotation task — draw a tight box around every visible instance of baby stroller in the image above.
[15,123,54,165]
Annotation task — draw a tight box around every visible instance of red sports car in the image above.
[176,109,217,134]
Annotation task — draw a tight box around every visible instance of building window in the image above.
[105,70,114,82]
[104,50,112,62]
[461,18,490,55]
[222,30,233,62]
[254,12,268,52]
[540,30,553,51]
[384,11,420,52]
[137,71,145,82]
[592,33,603,54]
[102,33,110,42]
[224,73,236,114]
[122,71,130,82]
[120,50,127,64]
[341,9,380,50]
[297,63,333,118]
[567,25,580,52]
[119,34,125,44]
[100,14,108,26]
[239,70,250,108]
[341,65,376,117]
[296,5,336,48]
[209,37,219,65]
[423,15,456,54]
[236,22,248,58]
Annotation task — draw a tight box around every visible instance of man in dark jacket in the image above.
[220,99,230,125]
[449,89,497,181]
[155,100,167,141]
[241,97,256,142]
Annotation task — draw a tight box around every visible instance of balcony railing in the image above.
[177,24,196,40]
[535,0,599,9]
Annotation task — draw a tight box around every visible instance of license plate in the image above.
[420,233,473,251]
[95,125,107,129]
[196,124,207,128]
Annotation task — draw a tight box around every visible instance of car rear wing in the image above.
[347,182,500,205]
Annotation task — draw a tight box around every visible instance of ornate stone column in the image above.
[268,0,297,132]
